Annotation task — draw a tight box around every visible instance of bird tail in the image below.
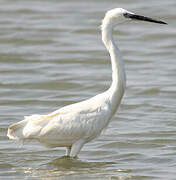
[7,115,42,140]
[7,118,28,140]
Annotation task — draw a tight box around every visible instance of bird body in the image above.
[7,88,122,156]
[7,8,166,157]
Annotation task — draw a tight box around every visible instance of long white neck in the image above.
[102,19,126,115]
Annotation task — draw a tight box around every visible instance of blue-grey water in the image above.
[0,0,176,179]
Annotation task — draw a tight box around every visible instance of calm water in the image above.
[0,0,176,179]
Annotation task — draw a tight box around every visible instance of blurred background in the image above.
[0,0,175,179]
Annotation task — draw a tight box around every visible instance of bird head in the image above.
[103,8,167,28]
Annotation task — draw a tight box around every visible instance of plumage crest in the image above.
[102,8,134,30]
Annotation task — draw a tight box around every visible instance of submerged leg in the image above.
[70,139,85,158]
[65,146,71,156]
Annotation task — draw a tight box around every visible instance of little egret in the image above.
[7,8,167,158]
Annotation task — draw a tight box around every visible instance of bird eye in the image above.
[123,13,130,18]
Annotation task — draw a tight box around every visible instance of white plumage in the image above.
[7,8,166,158]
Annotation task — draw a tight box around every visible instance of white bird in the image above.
[7,8,166,158]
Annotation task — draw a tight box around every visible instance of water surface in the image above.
[0,0,176,179]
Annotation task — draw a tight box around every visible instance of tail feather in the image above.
[7,115,44,140]
[7,112,61,141]
[7,118,29,140]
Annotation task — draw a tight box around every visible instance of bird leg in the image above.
[65,146,71,156]
[70,139,85,158]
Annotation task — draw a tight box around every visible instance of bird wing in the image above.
[7,92,110,146]
[38,100,110,145]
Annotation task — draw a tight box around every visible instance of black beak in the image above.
[124,13,167,25]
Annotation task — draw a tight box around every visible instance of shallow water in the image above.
[0,0,176,179]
